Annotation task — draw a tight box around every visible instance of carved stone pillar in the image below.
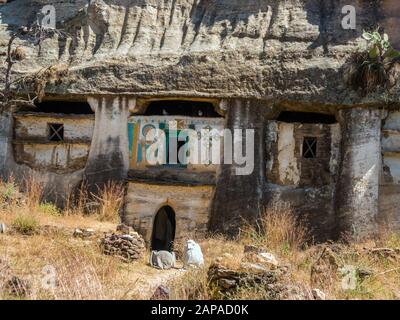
[209,99,270,237]
[335,107,382,239]
[85,96,134,192]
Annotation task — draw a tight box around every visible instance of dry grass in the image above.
[170,205,400,300]
[22,174,44,209]
[241,202,310,255]
[91,182,125,222]
[0,177,400,300]
[0,177,170,300]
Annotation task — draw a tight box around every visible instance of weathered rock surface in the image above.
[208,261,315,300]
[208,262,279,291]
[0,0,399,105]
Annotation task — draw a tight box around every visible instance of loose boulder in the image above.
[208,263,279,294]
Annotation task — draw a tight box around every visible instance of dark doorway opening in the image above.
[277,111,336,124]
[151,206,176,252]
[144,100,221,117]
[34,101,94,114]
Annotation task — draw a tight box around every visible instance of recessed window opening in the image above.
[303,137,317,159]
[34,101,94,115]
[48,123,64,142]
[277,111,336,124]
[144,100,221,117]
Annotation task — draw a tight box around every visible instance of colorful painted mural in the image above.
[127,116,224,172]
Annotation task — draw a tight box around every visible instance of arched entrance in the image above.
[151,206,176,252]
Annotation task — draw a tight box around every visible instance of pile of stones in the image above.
[100,224,145,262]
[208,245,325,300]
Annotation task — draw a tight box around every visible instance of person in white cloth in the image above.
[183,239,204,268]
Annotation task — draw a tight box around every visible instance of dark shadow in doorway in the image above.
[151,206,176,252]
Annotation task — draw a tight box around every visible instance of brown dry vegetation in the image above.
[0,178,177,300]
[170,205,400,300]
[0,178,400,300]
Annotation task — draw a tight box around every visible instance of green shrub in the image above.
[345,29,400,95]
[0,181,20,204]
[39,202,61,216]
[12,215,39,235]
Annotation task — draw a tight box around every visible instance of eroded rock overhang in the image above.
[0,0,399,105]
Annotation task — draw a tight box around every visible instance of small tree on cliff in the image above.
[344,28,400,95]
[0,22,69,113]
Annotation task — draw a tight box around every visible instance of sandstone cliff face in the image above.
[0,0,399,104]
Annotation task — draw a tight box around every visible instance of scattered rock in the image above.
[5,276,31,298]
[312,288,326,300]
[183,240,204,268]
[73,228,95,238]
[258,252,279,266]
[240,262,269,274]
[100,232,145,262]
[150,285,170,300]
[73,228,83,237]
[281,284,314,300]
[208,263,278,294]
[116,224,135,235]
[357,266,374,280]
[120,234,134,241]
[243,250,279,270]
[150,251,176,270]
[310,247,339,288]
[0,222,6,234]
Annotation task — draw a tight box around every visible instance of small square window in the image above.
[48,123,64,142]
[303,137,317,158]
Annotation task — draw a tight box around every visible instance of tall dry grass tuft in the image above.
[64,181,90,216]
[0,176,20,208]
[241,201,310,254]
[46,250,108,300]
[170,267,211,300]
[22,174,44,209]
[91,182,124,222]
